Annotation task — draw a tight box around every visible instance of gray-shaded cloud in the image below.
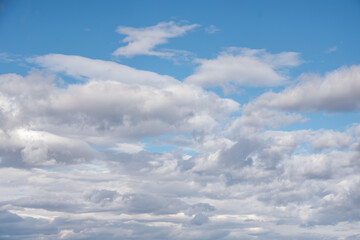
[246,65,360,113]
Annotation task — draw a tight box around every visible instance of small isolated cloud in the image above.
[113,21,199,58]
[205,25,220,34]
[185,48,301,89]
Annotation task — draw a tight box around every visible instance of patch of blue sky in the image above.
[141,134,197,155]
[3,0,359,70]
[294,141,312,155]
[281,112,360,132]
[144,143,178,154]
[52,74,83,88]
[0,54,31,76]
[91,146,112,152]
[114,55,196,81]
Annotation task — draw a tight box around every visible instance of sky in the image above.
[0,0,360,239]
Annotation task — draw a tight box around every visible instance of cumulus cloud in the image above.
[0,128,96,167]
[113,21,199,58]
[185,48,301,89]
[310,129,353,151]
[247,65,360,112]
[0,55,239,149]
[35,79,237,143]
[228,107,306,133]
[226,65,360,133]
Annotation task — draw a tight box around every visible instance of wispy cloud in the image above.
[113,21,199,58]
[0,52,21,62]
[326,45,338,53]
[205,25,220,34]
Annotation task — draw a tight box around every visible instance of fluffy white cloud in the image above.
[0,55,239,164]
[0,128,97,167]
[185,48,301,89]
[113,21,199,58]
[248,65,360,112]
[227,107,306,134]
[226,65,360,133]
[310,129,353,151]
[34,78,238,143]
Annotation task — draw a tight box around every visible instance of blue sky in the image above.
[1,1,360,239]
[2,0,360,74]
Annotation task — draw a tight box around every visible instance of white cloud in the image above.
[30,54,178,87]
[247,65,360,112]
[228,107,306,134]
[227,65,360,132]
[0,55,240,155]
[35,79,238,143]
[185,48,301,89]
[310,129,353,151]
[113,21,199,58]
[112,143,144,154]
[0,128,96,167]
